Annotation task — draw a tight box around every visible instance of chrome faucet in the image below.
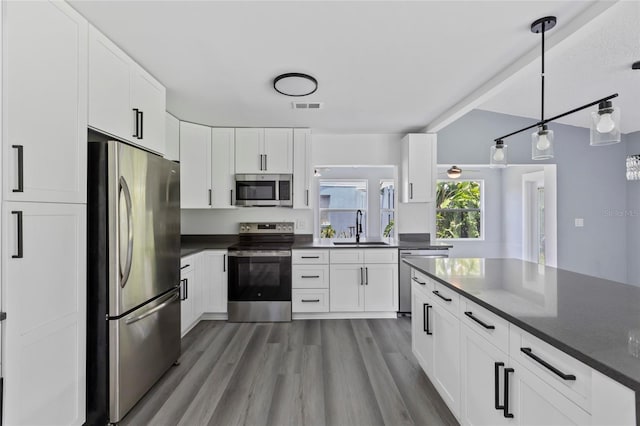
[355,210,363,243]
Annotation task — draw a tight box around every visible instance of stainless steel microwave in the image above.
[234,174,293,207]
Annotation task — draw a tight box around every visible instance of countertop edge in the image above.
[403,258,640,394]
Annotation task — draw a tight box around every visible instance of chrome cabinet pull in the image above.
[11,211,23,258]
[520,347,576,380]
[465,311,495,329]
[432,290,452,302]
[12,145,24,192]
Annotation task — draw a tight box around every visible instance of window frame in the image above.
[318,179,368,239]
[379,179,395,238]
[435,179,485,241]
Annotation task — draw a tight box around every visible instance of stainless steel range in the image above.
[227,222,294,322]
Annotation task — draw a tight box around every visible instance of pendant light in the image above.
[590,100,621,145]
[490,16,620,164]
[490,139,507,168]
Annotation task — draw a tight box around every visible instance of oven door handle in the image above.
[227,250,292,257]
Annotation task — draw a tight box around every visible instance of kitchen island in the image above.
[404,257,640,425]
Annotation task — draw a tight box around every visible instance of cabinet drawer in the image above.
[510,326,592,412]
[330,249,364,264]
[292,289,329,313]
[429,281,459,317]
[411,269,434,294]
[292,265,329,289]
[460,298,509,354]
[363,248,398,264]
[292,250,328,264]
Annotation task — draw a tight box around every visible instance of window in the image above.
[380,180,395,237]
[436,180,482,239]
[319,180,367,238]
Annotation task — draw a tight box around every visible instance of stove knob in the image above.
[288,226,293,231]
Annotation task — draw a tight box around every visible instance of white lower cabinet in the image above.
[364,263,398,311]
[200,250,228,313]
[460,323,511,426]
[410,266,637,426]
[180,259,198,336]
[3,202,86,425]
[508,358,590,426]
[292,289,329,313]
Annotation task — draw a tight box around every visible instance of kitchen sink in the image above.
[333,241,390,246]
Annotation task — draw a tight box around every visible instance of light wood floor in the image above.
[121,318,458,426]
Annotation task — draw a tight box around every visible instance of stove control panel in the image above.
[239,222,295,234]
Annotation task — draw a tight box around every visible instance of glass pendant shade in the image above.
[489,141,507,168]
[532,126,554,160]
[590,102,621,146]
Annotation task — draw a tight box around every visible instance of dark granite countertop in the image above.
[180,235,238,257]
[403,257,640,394]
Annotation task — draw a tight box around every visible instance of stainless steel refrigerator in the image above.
[87,140,181,424]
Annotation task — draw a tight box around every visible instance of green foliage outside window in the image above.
[436,181,481,239]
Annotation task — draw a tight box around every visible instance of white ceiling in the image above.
[70,0,608,134]
[480,1,640,135]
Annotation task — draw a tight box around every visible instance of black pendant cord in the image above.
[541,21,545,124]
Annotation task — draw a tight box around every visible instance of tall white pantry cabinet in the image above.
[2,1,88,425]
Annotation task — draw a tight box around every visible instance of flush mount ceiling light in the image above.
[273,73,318,97]
[447,166,462,179]
[491,16,620,164]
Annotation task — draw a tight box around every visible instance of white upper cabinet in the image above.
[263,128,293,173]
[211,128,236,209]
[88,27,131,143]
[180,122,211,208]
[88,25,166,155]
[401,133,436,203]
[3,0,88,204]
[131,66,166,154]
[165,113,180,162]
[235,128,293,174]
[293,129,312,209]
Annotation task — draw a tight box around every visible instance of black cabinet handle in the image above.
[264,154,267,171]
[180,264,190,270]
[494,362,504,410]
[305,189,309,206]
[520,347,576,380]
[411,276,426,285]
[132,108,139,138]
[223,254,226,272]
[12,145,24,193]
[208,189,212,206]
[423,303,432,335]
[301,299,320,303]
[301,275,320,279]
[138,110,144,139]
[360,267,364,286]
[465,311,495,330]
[11,211,23,259]
[184,278,188,300]
[301,256,319,259]
[503,368,514,418]
[230,190,233,206]
[409,183,413,199]
[432,290,452,302]
[365,267,369,285]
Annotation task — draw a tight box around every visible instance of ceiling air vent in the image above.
[292,102,324,110]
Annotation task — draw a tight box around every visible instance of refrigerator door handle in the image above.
[124,290,180,325]
[119,176,134,288]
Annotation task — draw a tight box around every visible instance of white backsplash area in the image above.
[181,208,314,234]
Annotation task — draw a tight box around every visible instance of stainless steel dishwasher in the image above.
[399,249,449,315]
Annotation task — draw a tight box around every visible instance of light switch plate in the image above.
[575,218,584,227]
[297,219,305,229]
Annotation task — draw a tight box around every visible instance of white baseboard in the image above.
[292,312,398,320]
